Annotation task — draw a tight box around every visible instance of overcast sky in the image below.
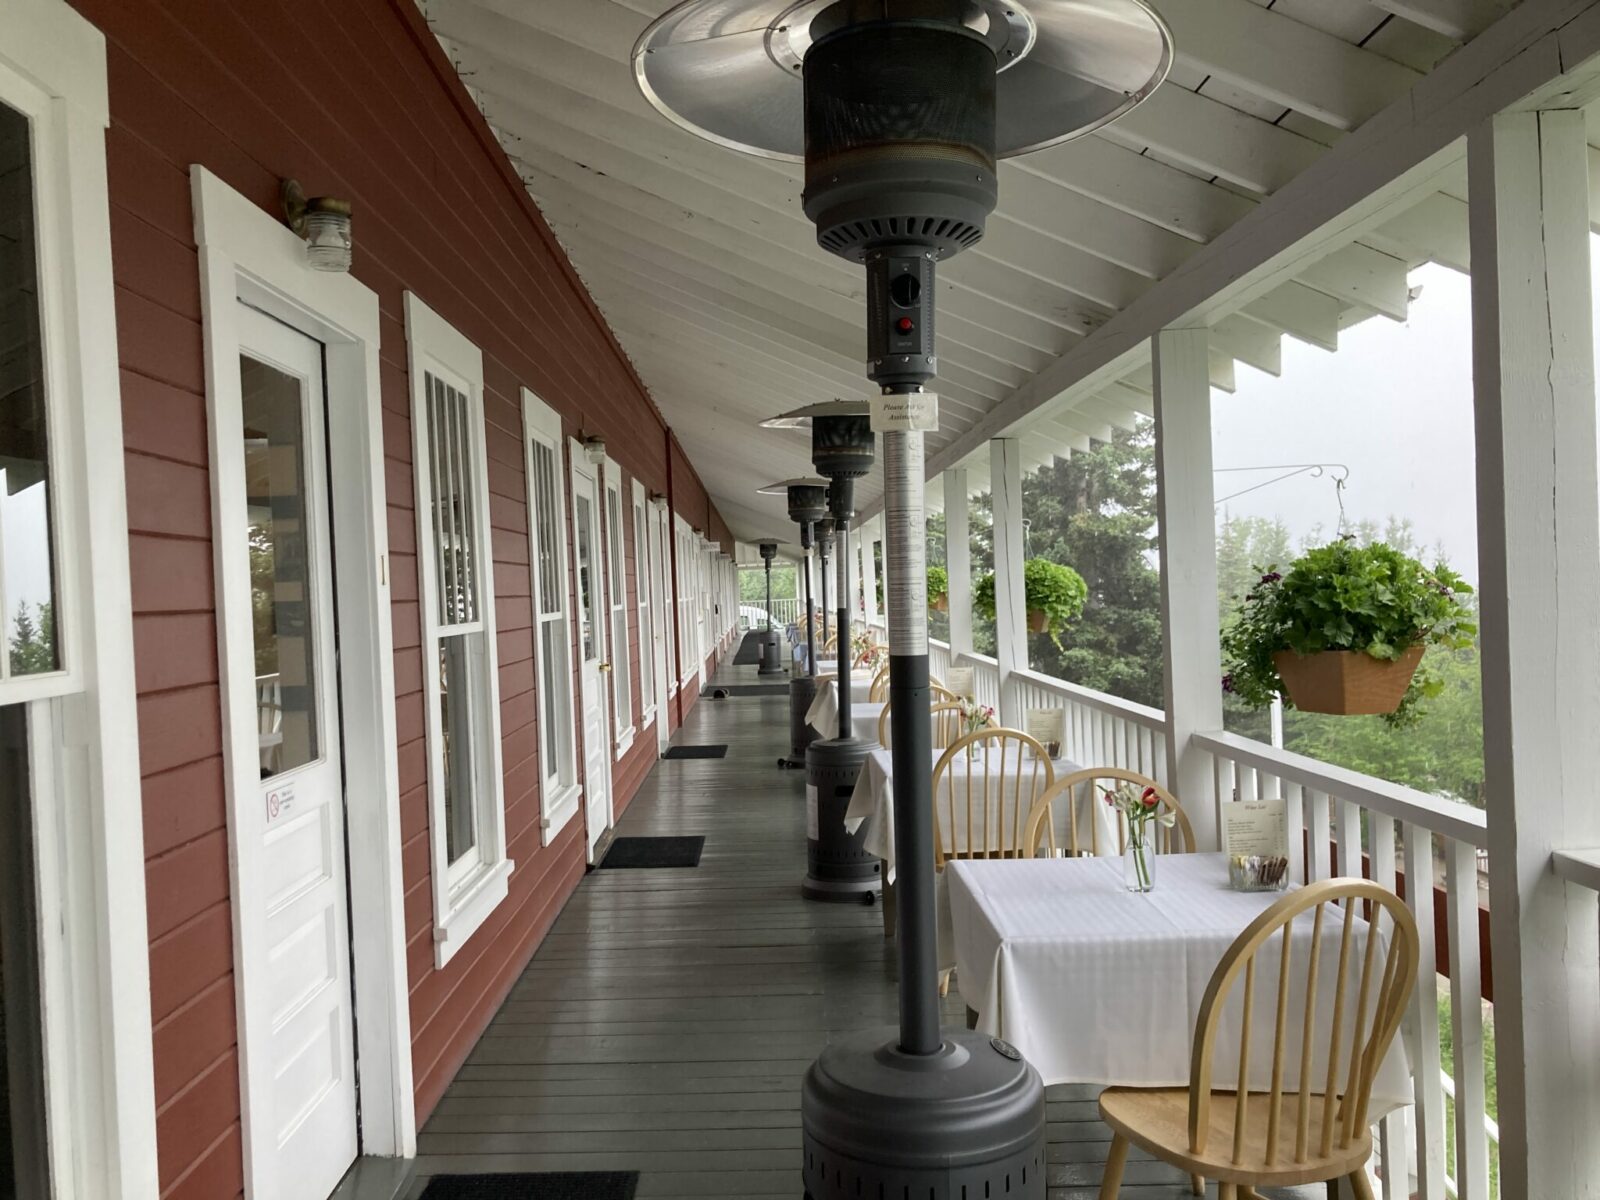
[1210,261,1482,583]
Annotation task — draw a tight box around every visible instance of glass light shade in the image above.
[304,209,352,273]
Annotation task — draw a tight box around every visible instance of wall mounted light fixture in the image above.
[282,179,353,273]
[582,435,607,464]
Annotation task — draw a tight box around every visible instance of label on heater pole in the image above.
[870,393,939,433]
[806,784,820,841]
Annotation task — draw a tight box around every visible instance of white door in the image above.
[232,305,357,1199]
[570,448,614,859]
[650,505,671,752]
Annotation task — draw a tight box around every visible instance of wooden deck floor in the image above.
[408,665,1324,1199]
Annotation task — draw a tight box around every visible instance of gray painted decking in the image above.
[408,666,1325,1199]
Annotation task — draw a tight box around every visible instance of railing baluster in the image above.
[1337,799,1363,885]
[1309,791,1332,882]
[1404,823,1447,1200]
[1446,839,1489,1200]
[1285,784,1306,885]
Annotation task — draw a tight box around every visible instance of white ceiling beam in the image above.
[1242,281,1344,352]
[1367,0,1514,40]
[1296,243,1414,320]
[1160,0,1422,130]
[1212,314,1284,377]
[1367,191,1473,272]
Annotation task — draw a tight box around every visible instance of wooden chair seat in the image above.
[1099,1088,1375,1192]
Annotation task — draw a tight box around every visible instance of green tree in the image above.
[9,600,56,676]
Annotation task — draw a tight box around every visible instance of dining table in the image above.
[945,853,1412,1110]
[804,676,881,742]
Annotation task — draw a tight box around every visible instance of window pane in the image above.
[576,492,597,661]
[0,103,58,680]
[532,441,561,613]
[427,374,479,628]
[439,632,478,866]
[634,507,654,699]
[539,620,561,766]
[241,354,320,777]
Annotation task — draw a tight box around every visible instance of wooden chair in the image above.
[929,682,958,704]
[821,633,839,655]
[1098,879,1420,1200]
[868,665,892,702]
[877,700,965,751]
[1022,768,1196,859]
[931,728,1057,868]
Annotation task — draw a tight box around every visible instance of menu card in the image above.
[945,666,976,700]
[1221,799,1289,858]
[1024,709,1065,760]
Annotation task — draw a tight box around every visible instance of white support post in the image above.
[945,469,973,657]
[1154,327,1224,851]
[990,438,1027,725]
[1469,106,1600,1200]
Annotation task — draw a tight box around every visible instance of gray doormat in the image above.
[599,836,705,869]
[418,1173,638,1199]
[662,743,728,758]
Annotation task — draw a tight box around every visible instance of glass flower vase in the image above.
[1123,824,1156,893]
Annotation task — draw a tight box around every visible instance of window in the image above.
[0,100,65,698]
[405,293,509,966]
[659,502,677,694]
[632,482,655,724]
[522,390,579,841]
[602,463,633,752]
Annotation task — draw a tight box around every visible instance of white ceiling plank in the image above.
[1296,242,1414,319]
[1019,136,1257,242]
[1100,82,1327,195]
[1159,0,1422,130]
[1367,0,1514,40]
[1242,281,1344,351]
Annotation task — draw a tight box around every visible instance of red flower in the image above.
[1141,788,1159,808]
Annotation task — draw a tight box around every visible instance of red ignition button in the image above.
[895,316,915,333]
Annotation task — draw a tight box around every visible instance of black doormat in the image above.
[707,684,789,696]
[599,835,705,869]
[662,743,728,759]
[418,1173,638,1199]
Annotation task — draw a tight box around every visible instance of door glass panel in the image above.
[439,632,478,867]
[0,104,58,681]
[241,354,320,778]
[575,491,597,662]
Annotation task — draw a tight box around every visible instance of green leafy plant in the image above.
[927,564,948,607]
[974,557,1088,649]
[1220,539,1476,726]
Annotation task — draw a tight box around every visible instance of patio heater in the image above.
[757,540,785,676]
[636,3,1172,1196]
[764,403,882,903]
[763,478,830,769]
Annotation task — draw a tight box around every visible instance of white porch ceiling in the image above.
[420,0,1522,539]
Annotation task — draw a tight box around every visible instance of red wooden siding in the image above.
[72,0,735,1194]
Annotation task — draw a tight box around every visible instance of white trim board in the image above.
[192,166,416,1173]
[0,2,157,1195]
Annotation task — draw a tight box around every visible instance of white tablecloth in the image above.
[946,854,1412,1110]
[844,745,1094,868]
[805,678,880,741]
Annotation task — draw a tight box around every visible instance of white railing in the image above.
[953,650,1002,713]
[1193,730,1493,1200]
[929,638,952,683]
[1009,666,1169,783]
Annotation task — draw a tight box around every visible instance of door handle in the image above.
[598,662,613,673]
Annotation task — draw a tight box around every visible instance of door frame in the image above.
[193,167,415,1182]
[0,3,159,1195]
[650,499,671,752]
[568,441,614,859]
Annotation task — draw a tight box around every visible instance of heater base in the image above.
[802,738,880,903]
[757,629,785,675]
[787,676,820,766]
[801,1028,1047,1200]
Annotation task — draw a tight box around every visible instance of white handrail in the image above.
[1194,730,1488,848]
[1010,666,1166,728]
[1551,847,1600,891]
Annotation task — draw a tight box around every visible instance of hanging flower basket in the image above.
[1272,644,1426,716]
[927,564,948,613]
[1027,608,1050,634]
[932,594,949,613]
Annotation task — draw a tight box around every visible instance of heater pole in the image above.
[803,523,817,677]
[834,506,852,742]
[820,544,831,648]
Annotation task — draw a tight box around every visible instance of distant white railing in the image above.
[953,650,1001,713]
[1010,666,1169,783]
[1194,730,1493,1200]
[929,638,952,683]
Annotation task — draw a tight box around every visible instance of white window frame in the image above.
[521,389,580,844]
[0,5,162,1195]
[631,480,656,730]
[675,516,698,689]
[600,458,634,758]
[405,293,510,968]
[656,498,678,699]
